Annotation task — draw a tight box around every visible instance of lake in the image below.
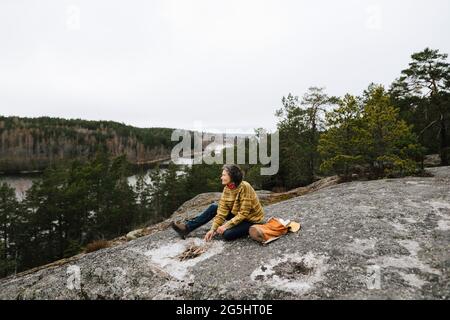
[0,142,231,201]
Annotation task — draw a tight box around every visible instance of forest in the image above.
[0,116,181,173]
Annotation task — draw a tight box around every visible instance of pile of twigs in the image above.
[177,242,209,261]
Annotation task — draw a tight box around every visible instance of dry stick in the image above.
[177,242,210,261]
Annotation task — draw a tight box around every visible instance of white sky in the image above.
[1,0,449,133]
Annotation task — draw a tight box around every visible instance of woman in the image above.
[170,164,265,241]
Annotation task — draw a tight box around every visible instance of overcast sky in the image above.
[1,0,449,133]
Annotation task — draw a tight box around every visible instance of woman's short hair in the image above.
[222,164,243,186]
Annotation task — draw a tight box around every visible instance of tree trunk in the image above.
[440,116,449,166]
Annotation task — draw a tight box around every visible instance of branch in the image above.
[420,120,439,135]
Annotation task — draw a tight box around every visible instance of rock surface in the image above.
[0,167,449,300]
[424,154,442,167]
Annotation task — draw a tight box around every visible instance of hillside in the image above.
[0,116,181,173]
[0,166,448,299]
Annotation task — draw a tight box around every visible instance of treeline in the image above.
[192,48,449,190]
[0,116,182,173]
[272,47,449,189]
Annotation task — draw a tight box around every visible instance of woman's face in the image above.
[221,169,232,185]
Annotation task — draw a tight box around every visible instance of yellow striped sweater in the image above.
[210,180,265,231]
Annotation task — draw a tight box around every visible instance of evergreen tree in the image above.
[88,153,137,239]
[361,85,423,177]
[318,94,365,178]
[184,162,223,197]
[0,183,19,277]
[133,170,155,226]
[160,162,189,218]
[230,129,276,190]
[390,48,450,165]
[275,88,338,188]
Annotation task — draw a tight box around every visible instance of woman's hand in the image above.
[204,230,216,242]
[216,225,227,235]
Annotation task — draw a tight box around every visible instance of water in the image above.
[0,143,230,201]
[0,175,37,201]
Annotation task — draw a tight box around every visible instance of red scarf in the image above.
[227,182,237,189]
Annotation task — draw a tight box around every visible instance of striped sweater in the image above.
[210,180,265,231]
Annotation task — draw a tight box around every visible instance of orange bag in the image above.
[249,217,301,245]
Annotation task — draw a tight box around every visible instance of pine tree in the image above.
[160,162,188,218]
[361,85,424,177]
[184,162,223,197]
[133,170,155,226]
[318,94,365,178]
[275,88,338,188]
[319,87,423,178]
[0,182,19,277]
[390,48,450,165]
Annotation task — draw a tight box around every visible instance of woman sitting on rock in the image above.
[170,164,265,241]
